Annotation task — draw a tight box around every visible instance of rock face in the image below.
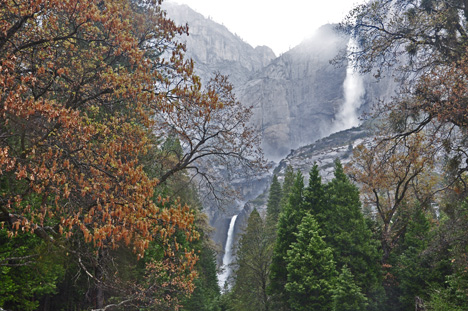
[238,25,349,160]
[164,3,396,161]
[163,2,275,88]
[164,3,349,160]
[274,123,373,183]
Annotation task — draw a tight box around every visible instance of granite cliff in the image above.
[238,25,349,159]
[165,3,395,161]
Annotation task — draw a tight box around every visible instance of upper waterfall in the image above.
[332,37,365,132]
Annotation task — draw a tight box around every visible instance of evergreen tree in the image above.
[182,236,220,311]
[427,271,468,311]
[285,214,336,311]
[332,265,368,311]
[392,208,436,310]
[279,165,295,210]
[426,197,468,311]
[266,175,283,228]
[231,209,271,311]
[303,164,326,223]
[322,160,382,308]
[262,175,284,310]
[387,207,451,311]
[269,172,305,310]
[0,231,66,311]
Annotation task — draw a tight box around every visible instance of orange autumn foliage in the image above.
[0,0,269,308]
[0,0,199,283]
[348,132,439,262]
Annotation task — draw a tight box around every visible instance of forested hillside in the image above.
[2,0,468,311]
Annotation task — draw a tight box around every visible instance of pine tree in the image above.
[280,165,295,210]
[182,236,220,311]
[322,160,382,308]
[332,265,368,311]
[285,214,336,311]
[385,207,449,311]
[263,174,284,309]
[231,209,272,311]
[269,172,305,310]
[266,175,283,228]
[425,197,468,311]
[303,164,326,223]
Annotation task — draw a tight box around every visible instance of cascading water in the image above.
[332,37,365,132]
[217,214,238,291]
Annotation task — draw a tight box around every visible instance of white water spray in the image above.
[333,38,365,132]
[217,214,238,291]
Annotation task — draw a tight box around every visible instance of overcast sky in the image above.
[167,0,367,55]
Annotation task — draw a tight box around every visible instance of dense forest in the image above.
[1,0,468,310]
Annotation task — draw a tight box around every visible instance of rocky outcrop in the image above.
[274,123,374,183]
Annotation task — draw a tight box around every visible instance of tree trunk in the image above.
[415,296,425,311]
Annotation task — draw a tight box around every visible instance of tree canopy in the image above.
[0,0,263,309]
[341,1,468,309]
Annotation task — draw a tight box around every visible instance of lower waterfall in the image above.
[217,214,238,291]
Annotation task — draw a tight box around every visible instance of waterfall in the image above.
[332,37,365,132]
[217,214,238,291]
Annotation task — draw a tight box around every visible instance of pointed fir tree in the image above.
[231,209,272,311]
[285,214,336,311]
[264,174,284,308]
[321,159,382,308]
[269,171,305,310]
[279,165,295,210]
[182,245,221,311]
[332,265,368,311]
[389,207,449,311]
[266,174,283,229]
[303,164,326,223]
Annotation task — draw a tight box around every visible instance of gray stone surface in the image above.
[164,3,275,88]
[238,25,349,159]
[164,3,397,162]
